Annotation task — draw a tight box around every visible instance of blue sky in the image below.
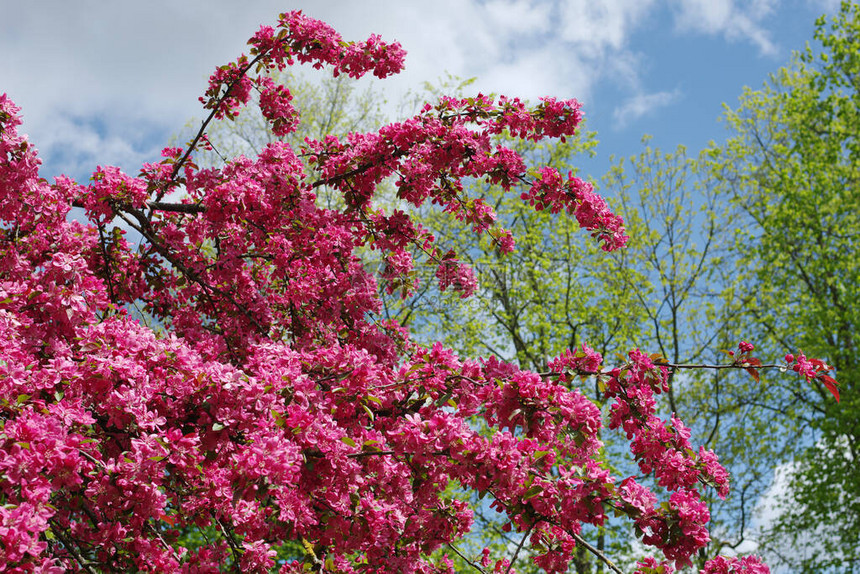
[0,0,838,185]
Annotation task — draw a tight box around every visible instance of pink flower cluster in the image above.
[202,11,405,122]
[256,76,298,136]
[784,352,840,401]
[635,554,770,574]
[601,350,732,566]
[300,83,627,286]
[785,352,825,381]
[81,165,149,223]
[250,13,406,80]
[702,555,771,573]
[547,343,603,380]
[435,257,478,298]
[738,340,755,354]
[0,10,794,574]
[520,167,627,251]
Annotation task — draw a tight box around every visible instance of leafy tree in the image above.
[706,2,859,570]
[0,9,835,573]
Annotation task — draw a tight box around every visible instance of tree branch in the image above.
[49,521,99,574]
[161,53,267,201]
[570,532,624,574]
[505,523,533,574]
[148,201,206,214]
[445,543,488,574]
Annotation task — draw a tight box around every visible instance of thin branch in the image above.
[346,450,397,458]
[505,523,533,574]
[216,517,243,568]
[148,201,206,214]
[146,522,182,565]
[665,361,783,371]
[445,542,487,574]
[537,360,790,379]
[161,53,267,201]
[571,532,624,574]
[77,448,103,468]
[49,521,99,574]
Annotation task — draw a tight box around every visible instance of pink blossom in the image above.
[0,8,787,572]
[702,555,771,573]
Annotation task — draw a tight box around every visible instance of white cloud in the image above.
[558,0,658,55]
[483,0,553,35]
[671,0,779,55]
[613,88,683,127]
[479,46,592,102]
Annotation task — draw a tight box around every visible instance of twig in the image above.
[664,361,783,370]
[77,448,103,468]
[147,522,182,564]
[161,53,266,201]
[216,517,243,567]
[571,532,624,574]
[346,450,397,458]
[49,521,99,574]
[505,523,533,574]
[537,361,787,379]
[444,542,487,574]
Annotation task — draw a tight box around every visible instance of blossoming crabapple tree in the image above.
[0,11,838,574]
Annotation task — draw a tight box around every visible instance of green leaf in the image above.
[361,403,375,421]
[523,485,543,499]
[533,450,550,461]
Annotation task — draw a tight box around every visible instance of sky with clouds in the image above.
[0,0,839,183]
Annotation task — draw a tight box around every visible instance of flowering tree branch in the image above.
[0,9,835,574]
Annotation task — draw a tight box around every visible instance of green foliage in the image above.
[706,2,860,570]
